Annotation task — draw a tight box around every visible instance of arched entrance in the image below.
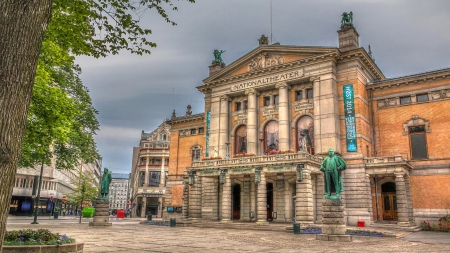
[266,183,273,220]
[232,184,241,219]
[381,182,398,220]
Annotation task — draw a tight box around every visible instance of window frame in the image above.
[198,127,204,134]
[263,96,270,106]
[400,96,411,105]
[235,102,242,111]
[295,90,303,101]
[409,126,428,160]
[416,93,429,103]
[306,89,314,99]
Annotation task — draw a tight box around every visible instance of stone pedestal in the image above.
[316,199,351,242]
[89,199,112,226]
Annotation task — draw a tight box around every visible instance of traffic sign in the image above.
[62,195,67,201]
[126,202,130,206]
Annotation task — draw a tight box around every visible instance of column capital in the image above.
[309,76,320,83]
[220,95,231,101]
[394,172,405,178]
[245,88,259,96]
[275,82,290,90]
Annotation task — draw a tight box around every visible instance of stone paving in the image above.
[5,217,450,252]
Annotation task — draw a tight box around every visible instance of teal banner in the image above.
[343,84,357,152]
[205,110,211,157]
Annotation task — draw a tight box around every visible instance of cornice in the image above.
[337,47,385,81]
[166,114,204,126]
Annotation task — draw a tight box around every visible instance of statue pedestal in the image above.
[89,199,112,227]
[316,199,352,242]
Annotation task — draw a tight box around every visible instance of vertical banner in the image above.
[205,110,211,157]
[343,84,357,152]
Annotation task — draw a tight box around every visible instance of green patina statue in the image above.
[320,148,347,199]
[100,168,112,200]
[341,11,353,27]
[212,49,226,64]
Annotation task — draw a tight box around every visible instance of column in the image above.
[284,179,291,221]
[276,82,290,150]
[245,88,259,154]
[141,197,147,218]
[365,174,374,223]
[189,175,202,219]
[250,178,256,221]
[144,156,149,188]
[405,175,414,225]
[160,156,165,186]
[256,172,268,224]
[221,173,232,222]
[219,95,230,157]
[296,168,314,224]
[182,183,189,220]
[395,172,409,226]
[315,174,324,223]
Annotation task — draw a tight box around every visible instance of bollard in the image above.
[170,218,176,227]
[147,214,152,221]
[53,212,59,219]
[293,223,300,234]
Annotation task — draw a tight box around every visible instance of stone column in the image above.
[256,172,268,224]
[250,179,256,221]
[365,174,374,223]
[189,175,202,220]
[315,174,325,223]
[160,156,165,186]
[141,197,147,218]
[296,168,314,224]
[284,179,291,221]
[221,173,232,222]
[245,88,259,154]
[404,175,415,226]
[182,183,189,220]
[276,82,290,151]
[219,95,230,157]
[395,172,410,226]
[144,156,149,188]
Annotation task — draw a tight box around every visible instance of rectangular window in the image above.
[409,126,427,159]
[198,127,204,134]
[273,95,279,105]
[400,96,411,105]
[307,89,314,99]
[416,94,429,103]
[149,172,161,186]
[263,96,270,106]
[235,102,241,111]
[190,129,197,135]
[192,149,201,162]
[243,100,248,110]
[296,91,303,101]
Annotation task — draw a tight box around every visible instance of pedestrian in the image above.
[62,208,66,216]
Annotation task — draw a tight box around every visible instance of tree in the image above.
[66,172,99,224]
[0,0,194,248]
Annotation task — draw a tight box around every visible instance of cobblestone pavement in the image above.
[5,218,450,252]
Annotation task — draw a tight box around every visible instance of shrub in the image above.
[4,229,75,246]
[421,220,450,232]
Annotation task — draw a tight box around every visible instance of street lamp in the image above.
[225,143,230,159]
[32,161,44,224]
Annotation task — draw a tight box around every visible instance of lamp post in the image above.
[225,142,230,159]
[259,138,265,156]
[31,161,44,224]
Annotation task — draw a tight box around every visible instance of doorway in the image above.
[232,184,241,219]
[381,182,398,220]
[266,183,273,220]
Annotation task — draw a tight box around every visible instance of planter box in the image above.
[2,242,84,253]
[82,207,95,218]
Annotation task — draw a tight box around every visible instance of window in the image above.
[144,144,148,148]
[296,116,314,154]
[416,94,429,103]
[198,128,204,134]
[191,129,197,135]
[192,149,201,162]
[263,96,270,106]
[307,89,313,99]
[139,171,145,187]
[273,95,279,105]
[243,100,248,110]
[264,121,279,152]
[163,134,167,141]
[296,91,303,101]
[235,102,242,111]
[409,126,427,159]
[235,125,247,154]
[400,96,411,105]
[149,172,161,186]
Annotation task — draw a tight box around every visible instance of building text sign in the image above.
[343,84,357,152]
[231,70,303,91]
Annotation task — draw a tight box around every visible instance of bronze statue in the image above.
[341,11,353,27]
[213,49,226,64]
[320,148,347,199]
[100,168,112,199]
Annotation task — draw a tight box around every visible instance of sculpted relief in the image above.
[248,53,284,71]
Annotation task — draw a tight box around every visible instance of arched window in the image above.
[264,121,279,152]
[297,116,314,154]
[235,125,247,154]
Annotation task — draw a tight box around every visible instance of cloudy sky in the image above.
[75,0,450,174]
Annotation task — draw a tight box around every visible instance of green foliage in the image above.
[422,220,450,232]
[4,229,75,246]
[48,0,195,58]
[66,173,99,207]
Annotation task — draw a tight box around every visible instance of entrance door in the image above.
[381,182,398,220]
[232,184,240,219]
[266,183,273,220]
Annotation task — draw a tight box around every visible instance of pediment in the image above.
[203,46,337,84]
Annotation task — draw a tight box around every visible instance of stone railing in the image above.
[364,155,407,164]
[191,152,323,168]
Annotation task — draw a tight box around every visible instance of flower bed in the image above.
[235,152,256,157]
[269,149,295,155]
[142,221,170,226]
[202,156,222,161]
[298,227,384,237]
[421,220,450,232]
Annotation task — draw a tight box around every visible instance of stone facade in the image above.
[164,20,450,227]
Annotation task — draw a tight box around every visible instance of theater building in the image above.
[164,18,450,226]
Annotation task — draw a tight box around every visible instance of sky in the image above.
[75,0,450,174]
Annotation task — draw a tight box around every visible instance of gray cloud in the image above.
[75,0,450,173]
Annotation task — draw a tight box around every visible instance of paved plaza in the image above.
[5,216,450,252]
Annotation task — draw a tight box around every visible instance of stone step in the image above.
[369,222,421,232]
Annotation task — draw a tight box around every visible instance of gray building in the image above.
[109,173,131,214]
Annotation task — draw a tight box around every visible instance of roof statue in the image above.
[212,49,226,64]
[171,109,176,120]
[341,11,353,27]
[186,104,192,116]
[258,35,269,45]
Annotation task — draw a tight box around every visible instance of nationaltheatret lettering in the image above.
[231,70,303,91]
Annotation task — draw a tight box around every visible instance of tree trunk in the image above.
[0,0,52,249]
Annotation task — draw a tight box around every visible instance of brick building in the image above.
[163,17,450,226]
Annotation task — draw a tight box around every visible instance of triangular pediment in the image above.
[203,45,338,84]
